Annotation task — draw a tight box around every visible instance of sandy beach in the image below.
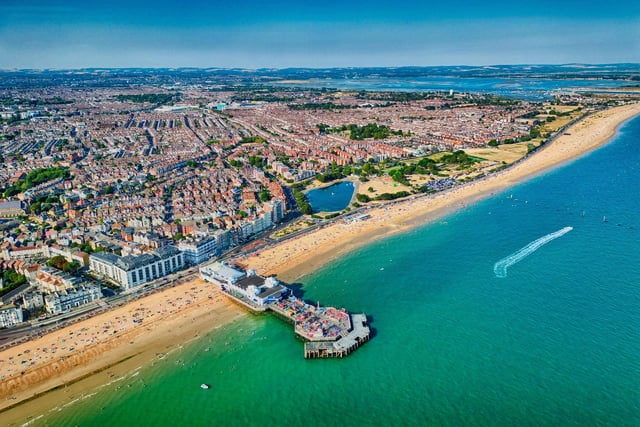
[0,278,244,422]
[240,103,640,282]
[0,102,638,424]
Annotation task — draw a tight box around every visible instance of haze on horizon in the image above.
[1,0,638,70]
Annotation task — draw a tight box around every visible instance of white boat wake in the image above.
[494,226,573,278]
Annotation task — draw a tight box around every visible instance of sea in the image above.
[36,115,640,426]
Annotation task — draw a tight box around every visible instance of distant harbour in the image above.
[274,76,635,100]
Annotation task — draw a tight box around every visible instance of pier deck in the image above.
[202,263,370,359]
[219,288,370,358]
[303,314,370,359]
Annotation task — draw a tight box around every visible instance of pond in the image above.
[306,181,355,213]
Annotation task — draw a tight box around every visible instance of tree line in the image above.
[3,166,69,197]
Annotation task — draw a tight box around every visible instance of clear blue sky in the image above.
[1,0,638,69]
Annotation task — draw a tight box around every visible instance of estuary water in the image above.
[41,116,640,426]
[275,76,634,100]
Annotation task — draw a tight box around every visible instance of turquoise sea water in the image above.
[40,116,640,426]
[306,181,354,213]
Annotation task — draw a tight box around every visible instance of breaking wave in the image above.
[494,227,573,278]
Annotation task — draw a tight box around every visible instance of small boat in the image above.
[200,383,210,389]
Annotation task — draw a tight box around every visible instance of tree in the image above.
[63,261,80,273]
[361,162,375,176]
[46,255,80,273]
[292,187,312,215]
[0,270,27,297]
[356,193,371,203]
[29,202,42,214]
[259,190,271,202]
[47,255,67,270]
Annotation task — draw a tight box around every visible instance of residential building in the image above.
[33,265,85,292]
[44,284,102,314]
[89,246,184,289]
[0,201,25,218]
[0,304,23,328]
[21,290,45,311]
[178,236,218,265]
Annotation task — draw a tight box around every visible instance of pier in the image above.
[200,262,370,358]
[303,314,370,359]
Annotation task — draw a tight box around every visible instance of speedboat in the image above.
[200,383,210,389]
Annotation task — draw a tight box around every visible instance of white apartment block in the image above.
[89,246,184,289]
[0,305,23,328]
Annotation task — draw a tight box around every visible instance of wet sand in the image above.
[241,103,640,282]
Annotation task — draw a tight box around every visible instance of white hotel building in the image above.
[89,246,184,289]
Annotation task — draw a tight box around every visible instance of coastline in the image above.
[0,278,244,424]
[240,103,640,282]
[0,102,638,424]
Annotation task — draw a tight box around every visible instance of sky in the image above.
[1,0,638,69]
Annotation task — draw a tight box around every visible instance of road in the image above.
[0,267,200,351]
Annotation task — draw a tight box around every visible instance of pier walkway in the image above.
[201,262,371,359]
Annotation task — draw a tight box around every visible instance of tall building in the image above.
[264,200,284,223]
[178,236,218,265]
[89,246,184,289]
[0,304,23,328]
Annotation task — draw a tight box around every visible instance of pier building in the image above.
[200,262,370,358]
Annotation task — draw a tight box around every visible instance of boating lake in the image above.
[306,181,355,213]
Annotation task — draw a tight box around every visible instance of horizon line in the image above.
[1,63,639,73]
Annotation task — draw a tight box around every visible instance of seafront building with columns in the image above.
[200,262,288,307]
[89,246,184,289]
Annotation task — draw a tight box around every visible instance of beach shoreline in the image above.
[0,102,638,424]
[0,278,244,424]
[240,103,640,282]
